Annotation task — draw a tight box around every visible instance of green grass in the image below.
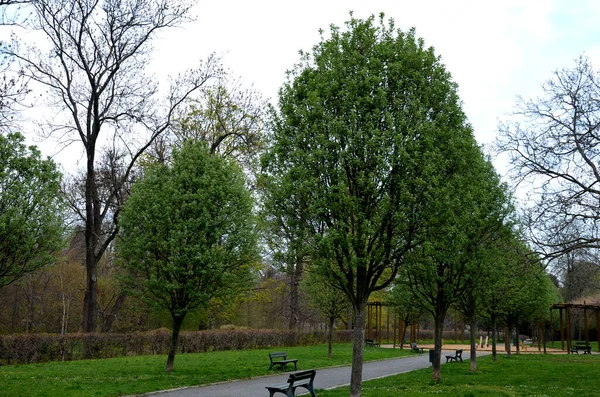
[318,353,600,397]
[0,343,411,397]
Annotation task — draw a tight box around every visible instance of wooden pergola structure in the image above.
[366,302,420,347]
[550,302,600,353]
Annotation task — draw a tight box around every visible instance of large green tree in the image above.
[118,141,258,372]
[262,14,472,396]
[0,132,64,288]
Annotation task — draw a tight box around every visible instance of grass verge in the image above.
[0,343,411,397]
[318,353,600,397]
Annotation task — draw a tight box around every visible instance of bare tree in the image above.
[497,55,600,263]
[2,0,221,333]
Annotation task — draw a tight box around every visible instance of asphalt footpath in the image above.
[141,350,482,397]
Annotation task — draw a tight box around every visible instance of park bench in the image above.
[571,343,592,354]
[365,338,379,347]
[410,342,424,353]
[446,349,463,363]
[269,352,298,371]
[266,369,316,397]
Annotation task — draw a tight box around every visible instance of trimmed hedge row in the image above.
[0,328,354,365]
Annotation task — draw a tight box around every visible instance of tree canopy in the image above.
[0,132,64,288]
[262,13,477,395]
[118,141,258,372]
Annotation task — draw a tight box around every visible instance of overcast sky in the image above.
[150,0,600,164]
[14,1,600,177]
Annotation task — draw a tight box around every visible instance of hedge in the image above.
[0,328,353,365]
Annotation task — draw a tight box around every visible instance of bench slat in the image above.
[266,369,316,397]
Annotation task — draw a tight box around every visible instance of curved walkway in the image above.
[143,350,483,397]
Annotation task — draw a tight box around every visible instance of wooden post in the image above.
[597,309,600,353]
[560,308,564,351]
[550,309,554,348]
[393,312,397,348]
[584,302,589,345]
[367,303,372,339]
[378,302,382,345]
[566,307,572,353]
[387,307,390,344]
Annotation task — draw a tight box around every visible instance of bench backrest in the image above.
[456,349,463,357]
[288,369,316,385]
[269,352,287,360]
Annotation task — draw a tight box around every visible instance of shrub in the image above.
[0,329,353,365]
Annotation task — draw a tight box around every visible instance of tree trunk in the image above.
[504,323,511,355]
[469,316,477,372]
[432,313,445,382]
[288,257,303,330]
[84,154,99,333]
[328,316,335,358]
[101,292,127,333]
[166,315,185,373]
[350,301,366,397]
[491,313,498,362]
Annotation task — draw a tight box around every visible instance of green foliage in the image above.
[0,132,65,288]
[301,269,351,321]
[118,141,258,322]
[262,13,470,310]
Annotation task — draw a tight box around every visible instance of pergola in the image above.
[550,302,600,353]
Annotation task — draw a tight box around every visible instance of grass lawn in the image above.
[318,353,600,397]
[0,343,411,397]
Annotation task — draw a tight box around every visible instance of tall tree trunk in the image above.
[491,313,498,362]
[84,155,99,333]
[350,301,366,397]
[328,316,335,358]
[469,316,477,372]
[288,256,303,330]
[166,314,185,373]
[432,313,445,381]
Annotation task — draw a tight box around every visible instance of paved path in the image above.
[144,350,482,397]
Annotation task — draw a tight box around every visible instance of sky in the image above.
[147,0,600,175]
[12,0,600,177]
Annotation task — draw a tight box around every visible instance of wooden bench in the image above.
[446,349,463,363]
[410,342,424,353]
[571,343,592,354]
[269,352,298,371]
[365,338,379,347]
[266,369,316,397]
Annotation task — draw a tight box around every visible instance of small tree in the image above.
[0,132,64,288]
[118,141,258,372]
[301,268,351,357]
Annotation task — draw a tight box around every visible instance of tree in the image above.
[402,139,504,380]
[1,0,221,332]
[301,268,351,357]
[171,75,267,168]
[262,14,471,395]
[118,141,258,372]
[0,132,64,288]
[497,55,600,262]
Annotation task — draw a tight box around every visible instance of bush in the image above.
[0,329,353,365]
